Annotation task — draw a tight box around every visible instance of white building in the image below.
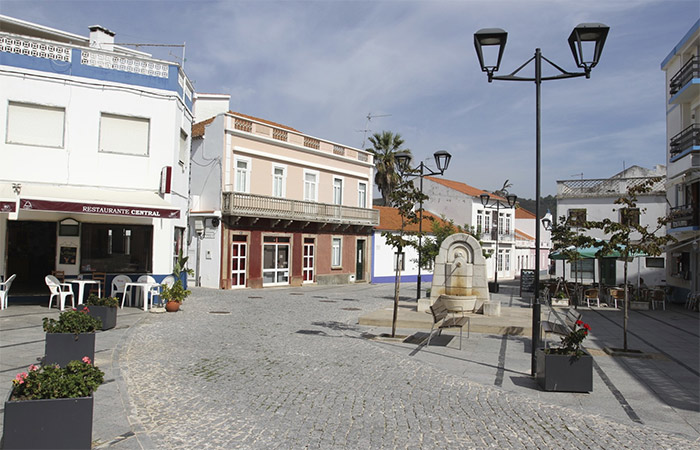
[514,207,552,276]
[0,15,194,296]
[555,166,667,287]
[190,95,377,289]
[661,19,700,300]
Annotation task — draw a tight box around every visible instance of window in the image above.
[421,258,433,271]
[497,250,503,271]
[476,211,483,234]
[484,213,491,237]
[272,165,286,198]
[331,237,342,267]
[504,251,510,271]
[358,182,367,208]
[179,130,188,165]
[234,157,251,193]
[568,209,587,226]
[394,252,405,271]
[174,227,185,269]
[646,257,664,268]
[7,101,65,148]
[572,259,595,279]
[498,213,504,234]
[81,223,152,273]
[304,171,318,202]
[505,215,511,234]
[263,236,290,285]
[620,208,640,226]
[333,178,343,205]
[99,113,150,156]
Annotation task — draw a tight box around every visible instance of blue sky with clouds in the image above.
[2,0,698,198]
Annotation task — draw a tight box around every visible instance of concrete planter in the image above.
[44,332,95,367]
[630,301,650,310]
[535,348,593,392]
[2,392,93,449]
[86,305,117,330]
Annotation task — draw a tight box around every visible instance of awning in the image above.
[15,184,180,219]
[550,244,647,260]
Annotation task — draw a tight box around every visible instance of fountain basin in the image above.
[440,294,477,313]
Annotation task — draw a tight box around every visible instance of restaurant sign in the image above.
[0,201,16,213]
[20,199,180,219]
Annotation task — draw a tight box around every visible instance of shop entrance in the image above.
[262,236,290,286]
[7,221,57,295]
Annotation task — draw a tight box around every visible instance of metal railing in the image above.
[670,204,699,229]
[670,123,700,157]
[222,191,379,226]
[557,176,665,198]
[670,56,699,96]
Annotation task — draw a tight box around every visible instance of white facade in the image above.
[372,232,426,283]
[0,15,193,295]
[661,19,700,300]
[555,166,668,287]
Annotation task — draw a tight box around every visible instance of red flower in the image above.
[583,323,591,331]
[576,320,583,326]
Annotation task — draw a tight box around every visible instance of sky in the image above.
[2,0,698,199]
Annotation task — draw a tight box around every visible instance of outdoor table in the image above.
[123,282,159,312]
[69,280,101,305]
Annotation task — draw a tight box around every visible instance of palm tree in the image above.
[366,131,411,206]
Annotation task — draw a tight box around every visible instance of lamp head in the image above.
[394,151,412,175]
[433,150,452,173]
[474,28,507,81]
[506,194,517,208]
[542,216,552,231]
[568,23,609,76]
[480,193,490,207]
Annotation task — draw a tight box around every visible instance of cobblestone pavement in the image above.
[121,284,697,449]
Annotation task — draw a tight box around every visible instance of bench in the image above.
[426,297,470,350]
[541,308,582,348]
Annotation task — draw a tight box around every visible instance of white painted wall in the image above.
[372,232,429,280]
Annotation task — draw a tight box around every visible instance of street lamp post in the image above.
[395,150,452,300]
[480,189,517,293]
[474,23,609,376]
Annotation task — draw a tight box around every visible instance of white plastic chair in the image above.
[123,275,159,310]
[111,275,131,301]
[157,275,176,306]
[45,275,75,311]
[0,274,17,310]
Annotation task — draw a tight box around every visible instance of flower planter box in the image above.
[535,348,593,392]
[630,301,649,310]
[44,332,95,367]
[2,392,93,449]
[86,305,117,330]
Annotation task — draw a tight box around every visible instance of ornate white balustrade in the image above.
[222,192,379,226]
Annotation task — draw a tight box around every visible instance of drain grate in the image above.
[248,296,262,299]
[290,293,304,296]
[209,311,231,315]
[341,307,361,311]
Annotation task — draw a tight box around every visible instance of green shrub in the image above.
[43,307,101,334]
[85,294,119,308]
[11,358,104,400]
[160,279,191,304]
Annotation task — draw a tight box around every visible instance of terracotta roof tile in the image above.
[191,116,216,138]
[374,206,449,232]
[515,229,535,241]
[515,207,536,219]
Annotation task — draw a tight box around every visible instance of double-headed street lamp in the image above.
[474,23,609,376]
[395,150,452,300]
[480,188,517,293]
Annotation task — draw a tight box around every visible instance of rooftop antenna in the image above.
[571,173,583,180]
[357,112,391,148]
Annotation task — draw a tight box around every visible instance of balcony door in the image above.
[230,235,247,288]
[263,236,290,286]
[303,238,315,283]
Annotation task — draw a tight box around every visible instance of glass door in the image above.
[230,235,247,288]
[303,238,314,283]
[263,236,290,286]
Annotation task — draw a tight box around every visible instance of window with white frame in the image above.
[476,210,483,234]
[234,157,251,193]
[497,250,504,271]
[505,215,511,234]
[333,177,343,205]
[272,165,286,198]
[179,130,188,165]
[573,259,594,279]
[485,213,491,237]
[331,237,342,267]
[358,182,367,208]
[504,250,510,271]
[7,101,65,148]
[498,213,504,235]
[99,113,150,156]
[304,171,318,202]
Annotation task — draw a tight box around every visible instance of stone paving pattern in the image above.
[119,284,698,449]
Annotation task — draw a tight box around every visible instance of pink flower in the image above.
[82,356,92,365]
[28,364,39,372]
[14,372,27,384]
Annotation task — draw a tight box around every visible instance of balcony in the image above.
[486,228,514,243]
[669,56,699,104]
[669,123,700,161]
[670,204,699,230]
[557,177,666,198]
[222,192,379,227]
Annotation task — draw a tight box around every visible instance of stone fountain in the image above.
[418,233,499,316]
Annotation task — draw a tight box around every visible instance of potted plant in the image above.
[160,279,191,312]
[43,307,101,367]
[3,357,104,449]
[536,319,593,392]
[85,294,119,330]
[552,291,569,306]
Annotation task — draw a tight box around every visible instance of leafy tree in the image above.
[549,216,597,304]
[367,131,411,206]
[419,216,488,267]
[585,177,675,350]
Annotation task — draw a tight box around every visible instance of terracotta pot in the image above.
[165,301,180,312]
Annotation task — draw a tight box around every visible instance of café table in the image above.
[69,279,101,305]
[122,281,160,312]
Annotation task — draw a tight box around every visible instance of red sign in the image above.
[160,166,172,194]
[20,199,180,219]
[0,201,16,213]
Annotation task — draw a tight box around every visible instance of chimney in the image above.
[88,25,115,52]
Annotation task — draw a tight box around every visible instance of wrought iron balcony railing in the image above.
[670,56,699,96]
[670,123,700,157]
[557,176,665,198]
[222,191,379,226]
[670,204,699,229]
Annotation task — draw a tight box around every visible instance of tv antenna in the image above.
[357,112,391,148]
